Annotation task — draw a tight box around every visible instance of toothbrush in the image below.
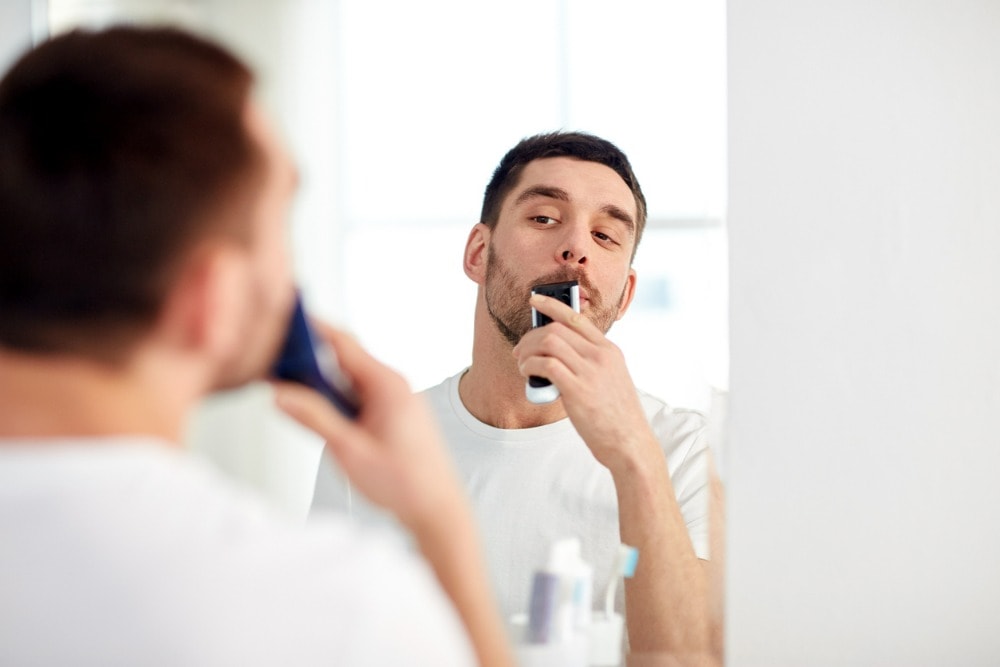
[604,543,639,618]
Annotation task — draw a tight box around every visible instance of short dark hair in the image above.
[479,131,648,258]
[0,26,260,362]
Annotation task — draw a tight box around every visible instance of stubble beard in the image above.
[483,242,625,348]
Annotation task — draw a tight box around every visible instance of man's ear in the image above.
[463,223,491,285]
[158,244,247,360]
[615,268,638,321]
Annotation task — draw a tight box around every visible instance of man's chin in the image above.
[207,352,274,394]
[207,371,264,394]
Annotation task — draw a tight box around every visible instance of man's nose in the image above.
[558,229,588,265]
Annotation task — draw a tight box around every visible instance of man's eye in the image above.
[594,231,619,245]
[532,216,557,225]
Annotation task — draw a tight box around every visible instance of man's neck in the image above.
[0,348,195,444]
[459,298,569,430]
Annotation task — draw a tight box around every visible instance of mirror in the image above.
[44,1,729,661]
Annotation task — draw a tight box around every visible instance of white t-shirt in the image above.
[313,371,711,620]
[0,437,475,667]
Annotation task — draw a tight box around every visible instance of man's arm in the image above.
[274,325,513,667]
[613,438,720,662]
[515,294,719,660]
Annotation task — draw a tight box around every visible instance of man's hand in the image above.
[513,292,653,472]
[271,323,464,533]
[515,294,717,659]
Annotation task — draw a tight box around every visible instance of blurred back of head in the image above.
[0,26,261,365]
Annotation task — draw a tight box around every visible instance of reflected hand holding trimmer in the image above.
[271,293,360,419]
[525,280,580,404]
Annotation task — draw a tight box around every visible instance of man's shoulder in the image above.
[419,372,459,398]
[418,371,463,417]
[635,389,709,451]
[636,388,707,427]
[0,440,474,665]
[0,438,403,572]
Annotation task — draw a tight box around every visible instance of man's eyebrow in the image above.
[514,185,635,235]
[602,204,635,235]
[513,185,570,206]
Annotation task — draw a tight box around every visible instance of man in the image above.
[0,26,512,666]
[314,132,722,659]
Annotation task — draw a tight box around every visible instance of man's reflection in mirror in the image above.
[314,132,724,662]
